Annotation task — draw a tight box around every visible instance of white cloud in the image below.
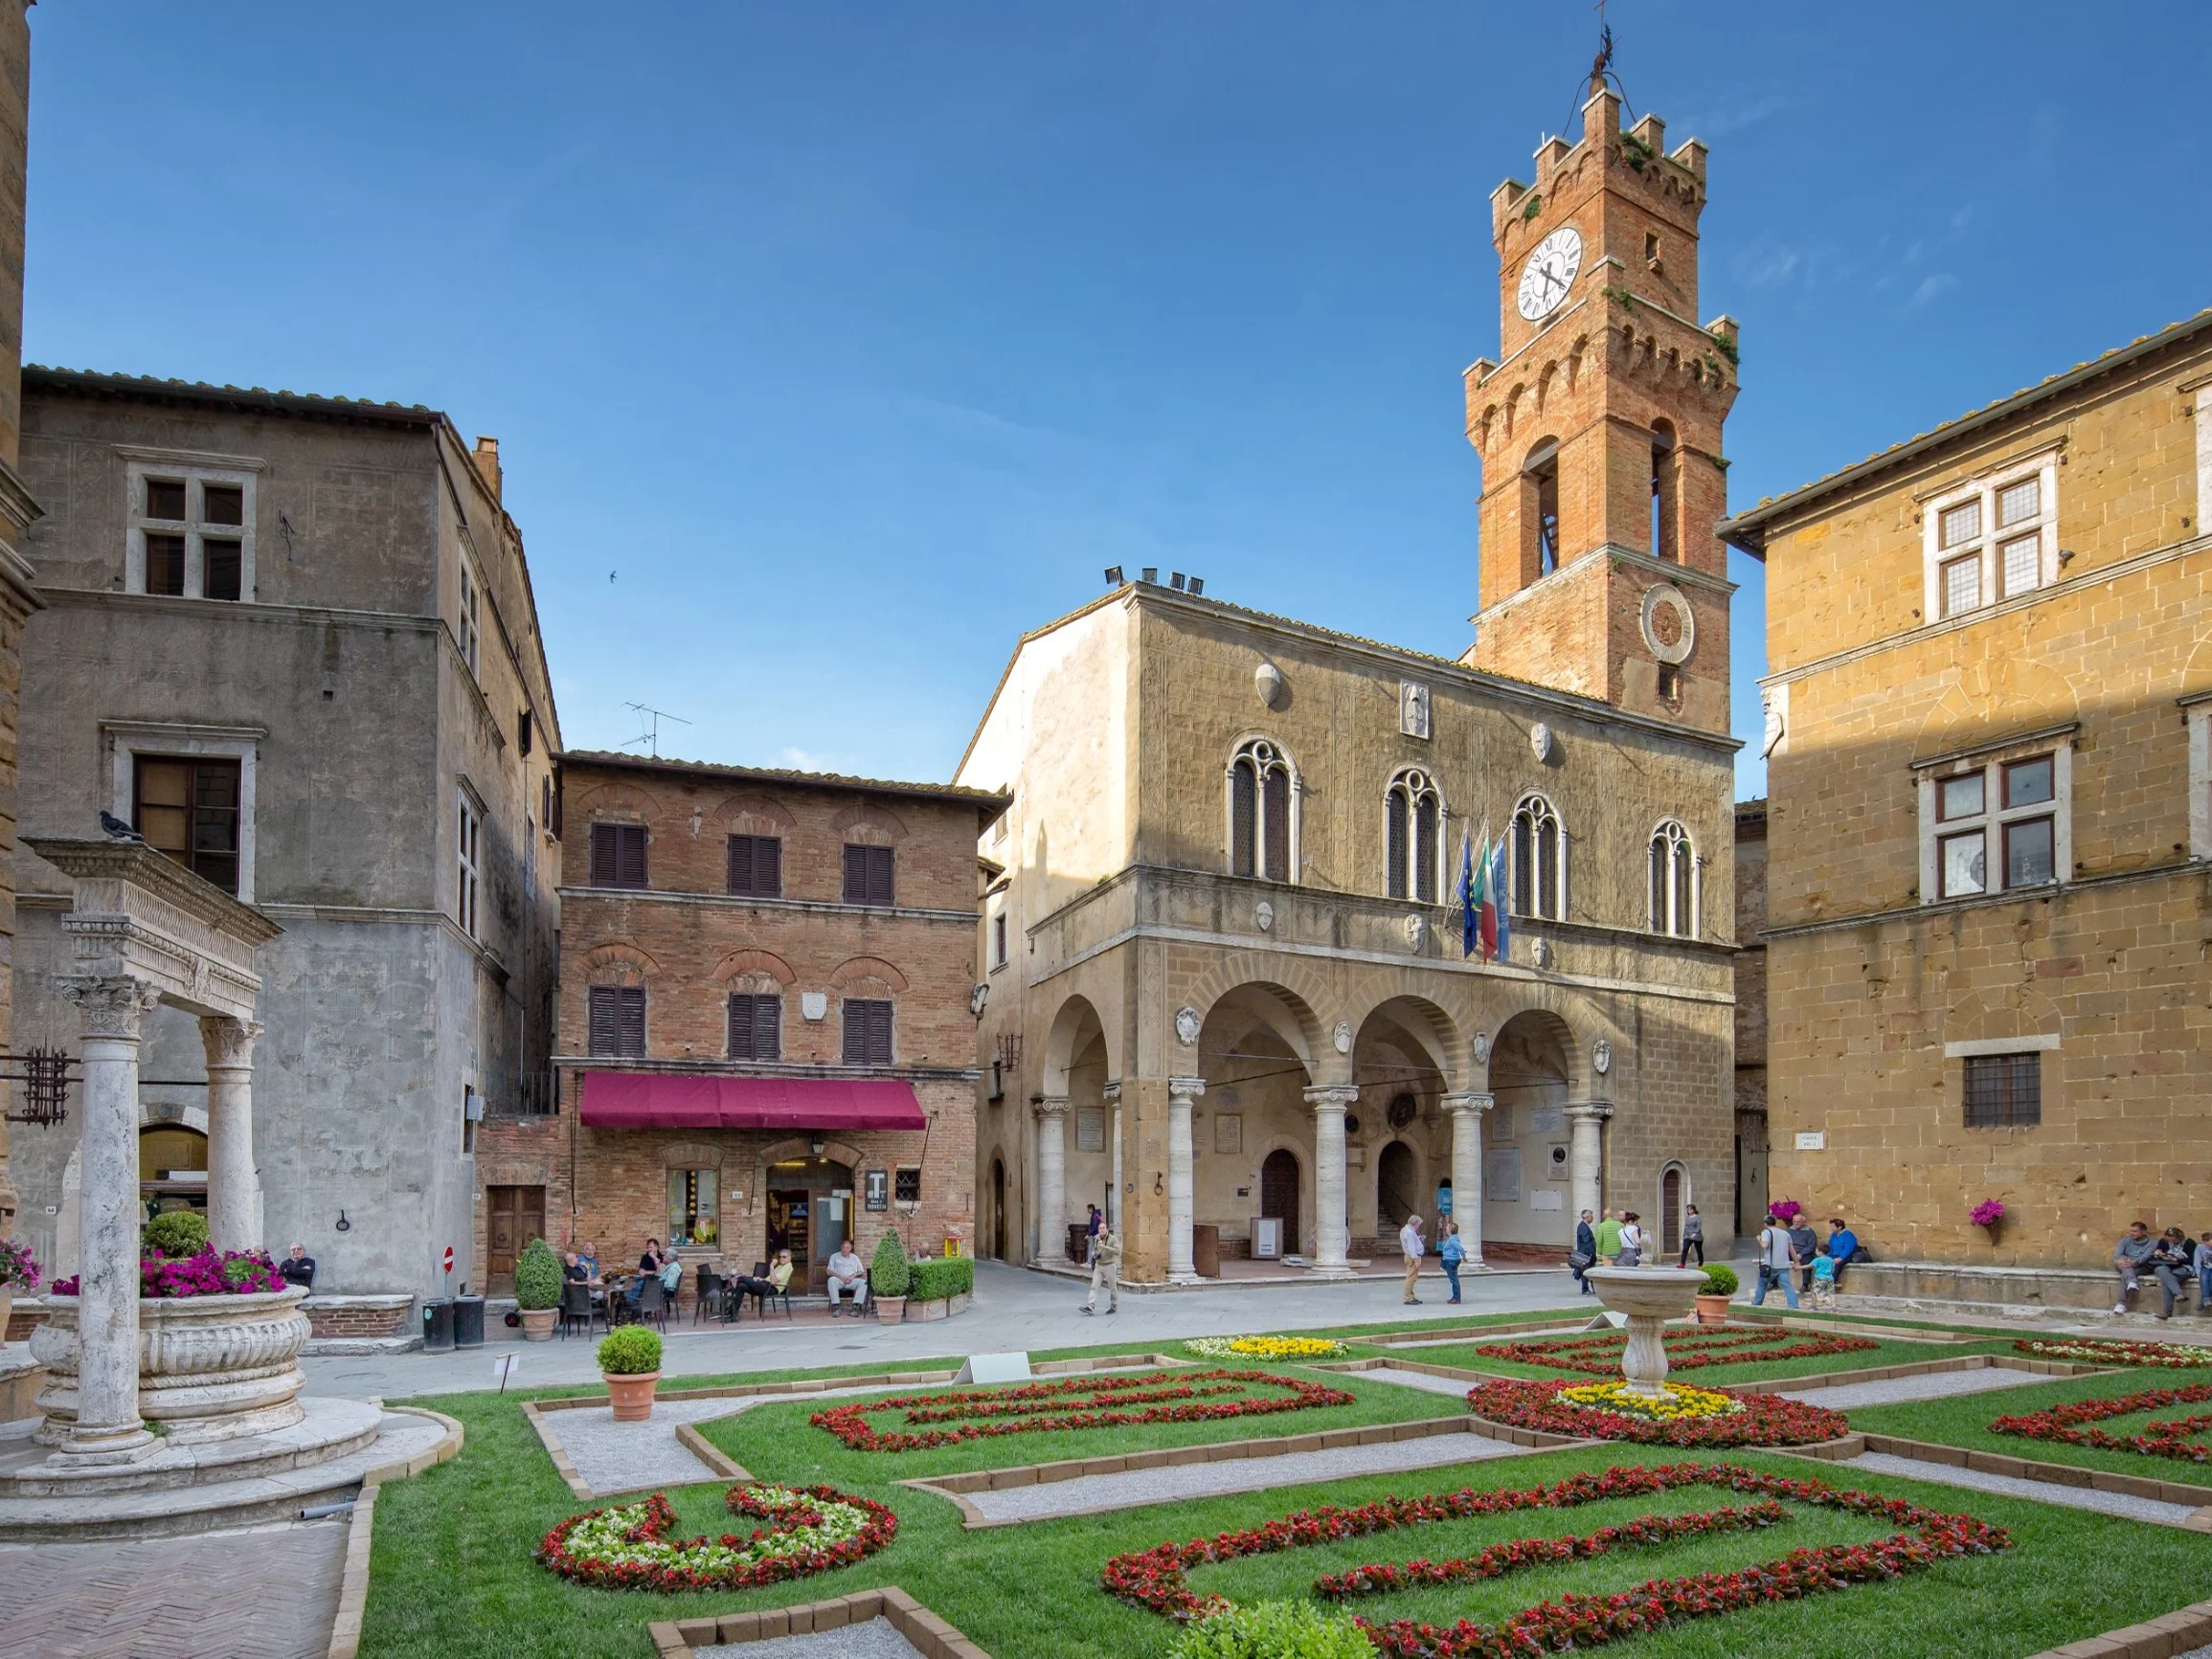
[1910,273,1958,307]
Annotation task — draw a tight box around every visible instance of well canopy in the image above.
[579,1071,926,1132]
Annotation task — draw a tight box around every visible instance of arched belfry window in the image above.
[1386,768,1445,903]
[1228,739,1297,884]
[1649,818,1697,937]
[1525,438,1562,578]
[1651,420,1680,563]
[1509,793,1565,921]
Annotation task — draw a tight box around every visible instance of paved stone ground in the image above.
[1779,1366,2062,1412]
[1842,1450,2201,1528]
[0,1517,347,1658]
[698,1616,924,1658]
[1353,1364,1490,1400]
[545,1382,908,1496]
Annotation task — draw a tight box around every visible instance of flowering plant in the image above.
[1185,1335,1349,1361]
[1473,1327,1877,1377]
[1098,1462,2007,1631]
[0,1237,39,1291]
[51,1248,288,1299]
[1767,1199,1803,1224]
[1467,1378,1849,1447]
[2014,1336,2212,1370]
[1991,1381,2212,1463]
[536,1482,894,1592]
[1971,1199,2006,1227]
[812,1369,1352,1453]
[1556,1379,1743,1424]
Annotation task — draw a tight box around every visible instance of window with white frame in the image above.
[1228,738,1297,883]
[1386,767,1445,903]
[1648,819,1697,937]
[1924,453,2058,621]
[125,459,258,601]
[1510,793,1566,920]
[457,789,482,938]
[457,552,483,677]
[1920,746,2070,903]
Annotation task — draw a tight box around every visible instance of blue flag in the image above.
[1457,831,1477,957]
[1489,838,1511,963]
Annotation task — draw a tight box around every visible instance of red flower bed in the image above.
[1472,1327,1879,1376]
[811,1368,1353,1452]
[1099,1462,2006,1630]
[1468,1378,1849,1448]
[535,1483,895,1592]
[1990,1381,2212,1463]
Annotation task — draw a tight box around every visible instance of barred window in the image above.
[1963,1052,2041,1128]
[894,1167,922,1203]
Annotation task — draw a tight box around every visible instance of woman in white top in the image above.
[1616,1211,1644,1267]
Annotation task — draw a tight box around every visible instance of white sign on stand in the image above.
[493,1353,521,1392]
[956,1353,1032,1384]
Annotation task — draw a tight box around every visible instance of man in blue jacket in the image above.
[1825,1218,1860,1292]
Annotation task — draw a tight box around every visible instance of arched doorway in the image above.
[764,1155,855,1294]
[1377,1141,1418,1228]
[1487,1010,1576,1247]
[141,1124,208,1222]
[1259,1149,1300,1258]
[990,1157,1007,1261]
[1660,1164,1686,1256]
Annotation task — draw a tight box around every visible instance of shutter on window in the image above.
[591,825,617,886]
[1386,793,1408,900]
[617,987,646,1056]
[1230,764,1255,877]
[728,995,750,1059]
[1263,767,1291,883]
[844,845,892,906]
[844,999,891,1065]
[728,836,749,894]
[756,995,781,1061]
[842,999,865,1064]
[871,1000,892,1064]
[618,825,647,887]
[842,845,865,905]
[870,846,893,907]
[757,837,780,897]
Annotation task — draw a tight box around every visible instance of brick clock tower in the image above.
[1461,85,1738,734]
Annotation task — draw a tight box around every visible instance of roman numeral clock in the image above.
[1516,226,1583,322]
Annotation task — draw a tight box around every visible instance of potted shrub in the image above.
[0,1237,38,1350]
[598,1324,662,1421]
[1695,1263,1738,1326]
[870,1231,911,1324]
[514,1237,563,1341]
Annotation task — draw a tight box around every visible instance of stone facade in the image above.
[10,373,560,1296]
[473,754,999,1293]
[1732,798,1768,1236]
[1724,310,2212,1279]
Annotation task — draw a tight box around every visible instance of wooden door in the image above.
[486,1185,545,1292]
[990,1159,1006,1261]
[1660,1167,1684,1254]
[1259,1149,1300,1256]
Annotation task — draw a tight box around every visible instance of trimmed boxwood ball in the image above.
[869,1231,911,1299]
[1165,1601,1374,1659]
[597,1324,661,1376]
[1701,1263,1740,1297]
[909,1256,973,1302]
[142,1210,210,1260]
[513,1237,564,1311]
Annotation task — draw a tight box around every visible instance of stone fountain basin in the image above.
[1583,1266,1706,1322]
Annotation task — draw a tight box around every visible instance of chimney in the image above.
[472,436,502,503]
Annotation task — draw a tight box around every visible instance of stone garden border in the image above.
[2017,1597,2212,1659]
[647,1585,991,1659]
[326,1404,466,1659]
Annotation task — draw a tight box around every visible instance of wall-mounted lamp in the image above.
[809,1136,826,1157]
[334,1209,351,1232]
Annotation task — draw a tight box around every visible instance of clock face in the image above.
[1516,226,1584,322]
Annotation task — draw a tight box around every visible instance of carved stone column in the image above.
[1301,1085,1359,1279]
[55,974,163,1464]
[1103,1081,1123,1235]
[1566,1100,1614,1236]
[1442,1091,1495,1270]
[1032,1096,1069,1266]
[1165,1076,1204,1284]
[199,1017,263,1256]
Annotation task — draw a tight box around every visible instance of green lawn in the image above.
[356,1326,2212,1659]
[1850,1368,2212,1486]
[1398,1332,2014,1387]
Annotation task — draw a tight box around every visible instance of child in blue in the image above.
[1810,1246,1838,1312]
[1439,1219,1466,1304]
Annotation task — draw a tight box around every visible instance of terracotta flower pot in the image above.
[519,1307,558,1342]
[604,1369,659,1423]
[875,1295,907,1325]
[1694,1293,1732,1328]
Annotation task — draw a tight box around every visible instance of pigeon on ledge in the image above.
[99,810,145,842]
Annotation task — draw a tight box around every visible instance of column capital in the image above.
[1566,1099,1614,1122]
[1167,1076,1206,1103]
[1301,1084,1360,1112]
[57,975,162,1041]
[199,1016,264,1072]
[1101,1080,1122,1103]
[1441,1090,1496,1115]
[1032,1094,1071,1118]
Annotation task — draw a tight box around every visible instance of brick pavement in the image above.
[0,1517,347,1658]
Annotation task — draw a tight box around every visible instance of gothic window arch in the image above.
[1228,738,1298,884]
[1648,818,1697,938]
[1524,437,1562,579]
[1509,793,1566,921]
[1386,767,1446,903]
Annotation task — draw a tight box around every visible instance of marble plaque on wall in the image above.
[1213,1112,1242,1154]
[1075,1107,1105,1153]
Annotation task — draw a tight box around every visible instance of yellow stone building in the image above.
[1723,310,2212,1309]
[956,88,1746,1286]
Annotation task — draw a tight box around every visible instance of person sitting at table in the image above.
[562,1250,591,1284]
[728,1249,792,1312]
[658,1247,684,1298]
[626,1239,666,1309]
[825,1239,869,1315]
[576,1244,600,1279]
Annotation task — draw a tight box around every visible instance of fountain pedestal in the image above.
[1584,1267,1706,1399]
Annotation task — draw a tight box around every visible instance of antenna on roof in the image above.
[621,702,691,759]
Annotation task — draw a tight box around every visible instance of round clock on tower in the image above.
[1516,227,1583,322]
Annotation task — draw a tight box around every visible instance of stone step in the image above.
[0,1397,383,1497]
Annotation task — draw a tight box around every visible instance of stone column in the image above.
[56,974,163,1464]
[1566,1100,1614,1236]
[200,1017,263,1257]
[1103,1081,1123,1235]
[1301,1085,1359,1279]
[1032,1096,1069,1266]
[1442,1091,1494,1269]
[1165,1077,1204,1284]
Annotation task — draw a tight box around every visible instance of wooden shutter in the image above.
[1262,767,1291,883]
[1230,763,1255,877]
[591,824,618,886]
[843,845,866,904]
[843,845,892,906]
[619,825,646,887]
[728,836,750,894]
[729,994,781,1061]
[730,835,782,897]
[1386,792,1408,899]
[844,998,892,1065]
[870,846,893,906]
[616,987,646,1056]
[588,986,619,1055]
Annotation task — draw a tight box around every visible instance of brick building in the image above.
[474,753,1003,1295]
[1722,309,2212,1308]
[957,87,1746,1286]
[1732,798,1768,1237]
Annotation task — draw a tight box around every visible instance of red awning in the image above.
[579,1071,927,1132]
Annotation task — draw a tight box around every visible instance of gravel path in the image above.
[1780,1366,2058,1411]
[1355,1365,1485,1400]
[697,1616,924,1658]
[959,1430,1534,1524]
[544,1382,905,1496]
[1842,1450,2202,1527]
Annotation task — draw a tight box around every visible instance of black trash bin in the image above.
[452,1294,485,1349]
[421,1297,455,1354]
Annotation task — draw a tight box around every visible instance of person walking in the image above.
[1085,1204,1103,1266]
[1750,1213,1799,1310]
[1677,1204,1704,1268]
[1399,1214,1427,1306]
[1616,1212,1644,1268]
[1081,1223,1121,1314]
[1810,1247,1839,1312]
[1593,1208,1625,1267]
[1439,1219,1466,1304]
[1571,1210,1598,1295]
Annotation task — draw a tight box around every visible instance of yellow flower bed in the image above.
[1185,1334,1350,1361]
[1558,1379,1744,1424]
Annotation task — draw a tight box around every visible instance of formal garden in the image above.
[349,1303,2212,1659]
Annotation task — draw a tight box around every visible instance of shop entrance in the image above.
[765,1156,855,1294]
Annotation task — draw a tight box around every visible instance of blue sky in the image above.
[27,3,2210,800]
